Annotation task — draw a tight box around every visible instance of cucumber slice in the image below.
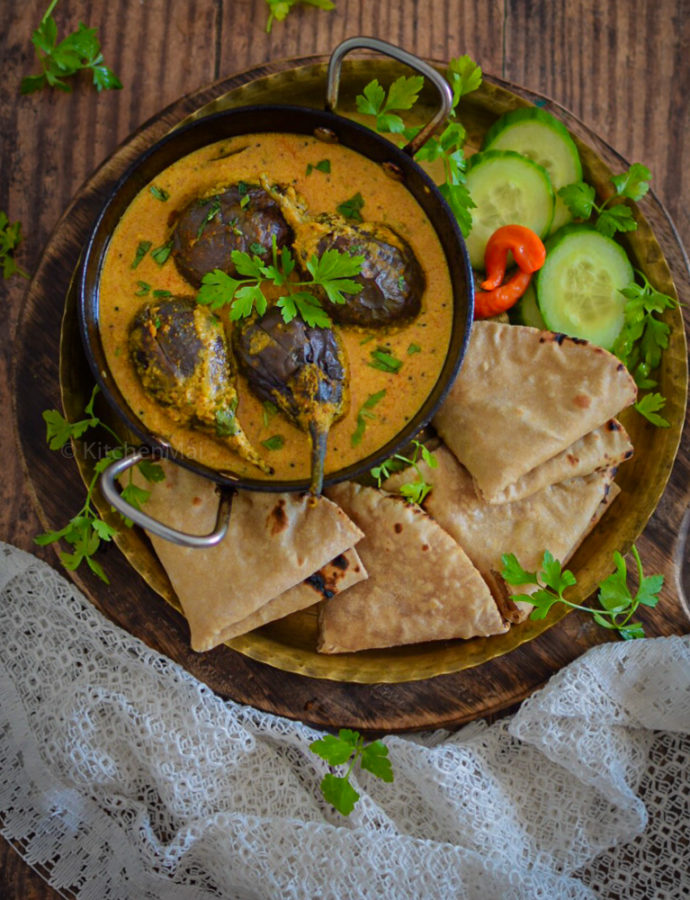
[508,282,547,329]
[535,225,634,349]
[465,150,554,270]
[482,108,582,234]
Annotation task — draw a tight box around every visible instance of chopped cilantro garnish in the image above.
[336,192,365,221]
[131,241,152,269]
[150,185,170,202]
[262,434,285,451]
[369,347,403,373]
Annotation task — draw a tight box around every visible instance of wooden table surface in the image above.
[1,1,688,896]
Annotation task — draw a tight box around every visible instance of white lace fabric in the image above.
[0,540,688,900]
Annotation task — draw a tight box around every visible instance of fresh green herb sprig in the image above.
[264,0,335,33]
[355,74,425,135]
[35,385,164,583]
[310,728,394,816]
[371,439,438,505]
[558,163,651,238]
[0,212,30,279]
[355,56,482,236]
[612,270,678,427]
[196,239,363,328]
[21,0,122,94]
[501,547,662,640]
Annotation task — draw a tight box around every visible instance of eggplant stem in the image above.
[309,422,329,496]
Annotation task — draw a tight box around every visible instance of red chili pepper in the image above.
[475,269,533,319]
[474,224,547,320]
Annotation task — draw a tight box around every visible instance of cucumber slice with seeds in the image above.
[535,225,633,350]
[465,150,554,270]
[482,108,583,234]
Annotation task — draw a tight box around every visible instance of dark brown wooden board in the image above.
[14,56,690,738]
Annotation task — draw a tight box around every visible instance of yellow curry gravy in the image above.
[98,133,454,482]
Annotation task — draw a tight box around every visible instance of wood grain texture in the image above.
[0,1,688,896]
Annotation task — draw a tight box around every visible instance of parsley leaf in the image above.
[264,0,335,33]
[557,182,596,219]
[150,185,170,202]
[350,389,386,447]
[371,439,436,505]
[558,163,650,237]
[611,163,651,202]
[447,54,483,105]
[197,269,242,312]
[310,728,394,816]
[0,211,30,279]
[336,192,365,222]
[21,1,122,95]
[612,270,678,426]
[277,291,331,328]
[501,546,662,638]
[262,400,279,428]
[36,385,164,582]
[634,392,670,427]
[197,245,363,328]
[131,240,152,269]
[261,434,285,451]
[151,240,173,266]
[355,75,424,135]
[355,57,482,237]
[368,347,403,373]
[306,158,331,175]
[596,204,637,238]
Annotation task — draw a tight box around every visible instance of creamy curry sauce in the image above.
[99,132,454,482]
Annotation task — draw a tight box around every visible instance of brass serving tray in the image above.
[61,58,688,684]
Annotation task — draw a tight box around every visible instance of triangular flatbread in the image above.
[489,419,633,504]
[432,322,636,503]
[318,481,507,653]
[384,445,618,622]
[217,547,367,642]
[135,462,364,651]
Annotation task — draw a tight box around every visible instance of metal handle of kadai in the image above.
[326,36,453,156]
[100,448,233,548]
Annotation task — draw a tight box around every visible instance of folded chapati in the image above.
[489,419,632,504]
[134,461,364,651]
[432,322,636,503]
[384,445,618,622]
[217,547,367,643]
[318,481,507,653]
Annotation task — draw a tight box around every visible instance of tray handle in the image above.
[325,36,453,156]
[100,449,233,548]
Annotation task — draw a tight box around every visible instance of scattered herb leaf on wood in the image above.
[501,546,662,639]
[264,0,335,34]
[35,385,164,583]
[310,728,394,816]
[21,0,122,95]
[0,211,30,279]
